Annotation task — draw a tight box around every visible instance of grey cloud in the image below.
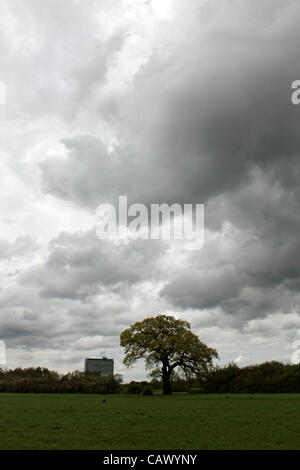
[0,236,38,260]
[39,136,118,205]
[2,0,300,373]
[161,265,243,310]
[20,229,165,300]
[2,0,124,121]
[38,0,300,212]
[160,164,300,321]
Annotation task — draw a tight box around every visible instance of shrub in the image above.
[142,386,153,395]
[0,368,121,394]
[171,379,190,392]
[202,361,300,393]
[123,381,144,394]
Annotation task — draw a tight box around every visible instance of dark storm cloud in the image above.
[161,265,244,310]
[3,0,300,372]
[20,230,165,300]
[0,282,129,349]
[36,0,300,327]
[40,0,300,207]
[40,136,118,206]
[160,149,300,319]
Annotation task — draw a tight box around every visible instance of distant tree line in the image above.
[2,361,300,394]
[123,362,300,394]
[0,367,122,394]
[200,361,300,393]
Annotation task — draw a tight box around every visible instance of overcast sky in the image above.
[1,0,300,380]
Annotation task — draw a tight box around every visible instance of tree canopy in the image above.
[120,314,218,394]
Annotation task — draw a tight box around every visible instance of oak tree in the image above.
[120,314,218,394]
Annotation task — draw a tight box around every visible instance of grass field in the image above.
[0,393,300,449]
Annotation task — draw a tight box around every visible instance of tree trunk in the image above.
[162,362,172,395]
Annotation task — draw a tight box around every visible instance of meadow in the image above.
[0,393,300,450]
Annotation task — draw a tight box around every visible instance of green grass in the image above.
[0,393,300,449]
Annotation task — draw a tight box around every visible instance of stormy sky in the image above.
[1,0,300,379]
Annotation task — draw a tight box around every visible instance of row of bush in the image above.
[121,381,153,395]
[2,361,300,394]
[201,361,300,393]
[0,368,121,394]
[127,362,300,394]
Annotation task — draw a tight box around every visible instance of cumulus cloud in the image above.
[39,0,300,206]
[161,265,243,310]
[1,0,300,377]
[20,229,165,300]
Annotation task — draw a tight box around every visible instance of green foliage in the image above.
[202,361,300,393]
[0,367,59,380]
[123,381,144,394]
[142,386,153,395]
[122,381,153,395]
[120,314,218,394]
[0,368,121,394]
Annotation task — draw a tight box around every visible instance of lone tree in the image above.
[120,314,218,395]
